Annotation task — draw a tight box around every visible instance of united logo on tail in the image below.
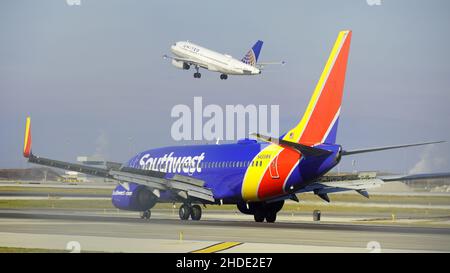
[241,40,263,66]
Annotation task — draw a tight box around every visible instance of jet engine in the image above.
[171,60,190,70]
[111,182,157,211]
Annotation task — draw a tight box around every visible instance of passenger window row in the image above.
[199,160,263,169]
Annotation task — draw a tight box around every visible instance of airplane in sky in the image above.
[23,30,449,223]
[163,40,284,79]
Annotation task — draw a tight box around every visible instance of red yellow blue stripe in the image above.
[241,30,352,201]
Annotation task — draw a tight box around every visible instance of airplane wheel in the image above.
[254,210,265,222]
[190,205,202,221]
[194,72,201,78]
[265,211,277,223]
[223,74,228,80]
[197,73,201,78]
[141,210,151,220]
[179,204,191,220]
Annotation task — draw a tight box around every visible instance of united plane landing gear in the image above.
[179,204,202,221]
[193,66,201,78]
[220,74,228,80]
[140,210,151,220]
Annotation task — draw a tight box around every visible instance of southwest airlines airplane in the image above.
[163,40,284,79]
[23,30,449,223]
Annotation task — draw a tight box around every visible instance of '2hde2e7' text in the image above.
[176,257,272,271]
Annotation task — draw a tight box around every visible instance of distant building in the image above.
[76,156,120,183]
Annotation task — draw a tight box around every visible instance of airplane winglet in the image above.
[23,116,32,158]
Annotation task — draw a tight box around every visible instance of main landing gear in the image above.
[193,66,201,78]
[258,201,284,223]
[237,200,284,223]
[179,203,202,221]
[220,74,228,80]
[253,207,277,223]
[140,209,151,220]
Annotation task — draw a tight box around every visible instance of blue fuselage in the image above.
[126,139,341,203]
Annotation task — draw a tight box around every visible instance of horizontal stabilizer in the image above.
[379,172,450,182]
[256,61,286,69]
[342,141,445,156]
[251,133,332,157]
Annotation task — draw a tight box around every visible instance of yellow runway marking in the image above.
[191,242,242,253]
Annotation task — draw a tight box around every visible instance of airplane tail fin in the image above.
[23,116,32,158]
[241,40,263,66]
[282,30,352,145]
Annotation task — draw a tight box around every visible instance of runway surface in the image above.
[0,209,449,252]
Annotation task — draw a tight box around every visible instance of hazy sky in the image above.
[1,0,449,174]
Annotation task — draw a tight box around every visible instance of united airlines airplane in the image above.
[163,40,284,79]
[23,30,449,223]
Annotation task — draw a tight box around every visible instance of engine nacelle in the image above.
[171,59,190,70]
[112,183,157,211]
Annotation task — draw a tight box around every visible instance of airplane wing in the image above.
[27,153,215,203]
[23,117,215,204]
[294,172,450,203]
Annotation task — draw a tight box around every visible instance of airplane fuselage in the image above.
[170,41,261,75]
[22,31,449,223]
[126,139,341,203]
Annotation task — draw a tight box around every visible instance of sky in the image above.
[1,0,449,174]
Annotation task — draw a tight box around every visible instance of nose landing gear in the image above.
[220,74,228,80]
